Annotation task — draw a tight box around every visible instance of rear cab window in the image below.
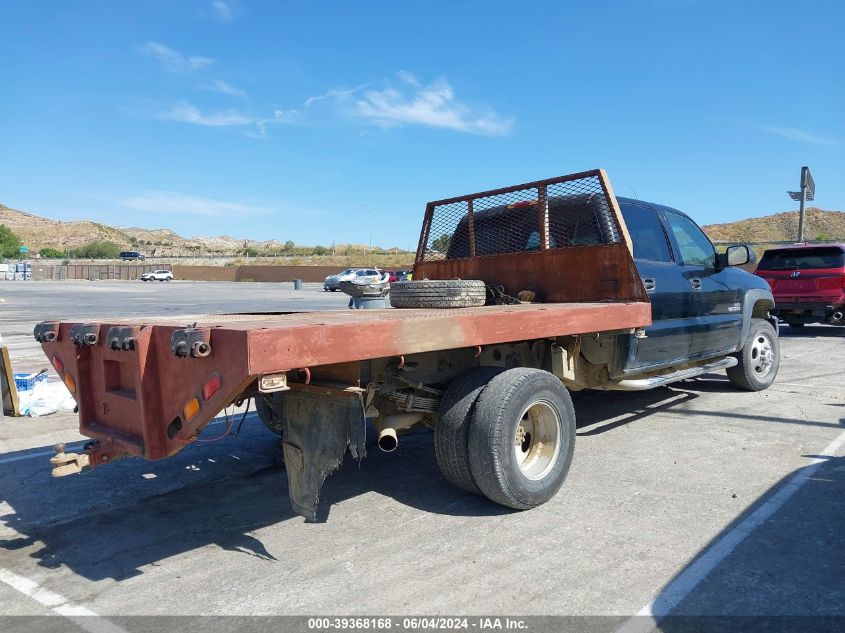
[757,247,845,271]
[618,203,673,263]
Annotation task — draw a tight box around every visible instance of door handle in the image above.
[643,278,656,292]
[690,278,702,291]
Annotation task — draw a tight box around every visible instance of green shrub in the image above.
[69,241,122,259]
[0,224,21,258]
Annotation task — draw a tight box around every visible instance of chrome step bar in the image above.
[609,357,738,391]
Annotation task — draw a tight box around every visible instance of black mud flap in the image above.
[281,390,366,521]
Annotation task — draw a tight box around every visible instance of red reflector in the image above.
[51,354,64,373]
[202,373,222,401]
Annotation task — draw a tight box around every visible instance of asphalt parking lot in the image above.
[1,281,844,629]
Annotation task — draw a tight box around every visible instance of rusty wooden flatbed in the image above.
[35,301,649,461]
[165,301,650,370]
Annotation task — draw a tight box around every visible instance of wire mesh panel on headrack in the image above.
[420,170,625,263]
[547,175,621,249]
[471,188,542,256]
[423,200,468,261]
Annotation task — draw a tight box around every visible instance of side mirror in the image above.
[725,244,754,267]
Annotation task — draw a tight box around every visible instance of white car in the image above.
[324,268,380,291]
[141,270,174,282]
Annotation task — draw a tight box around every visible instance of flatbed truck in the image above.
[34,170,778,520]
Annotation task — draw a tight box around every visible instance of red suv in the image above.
[755,243,845,328]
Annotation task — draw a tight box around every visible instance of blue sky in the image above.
[0,0,842,249]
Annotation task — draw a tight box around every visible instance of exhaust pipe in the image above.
[831,311,844,323]
[377,413,423,452]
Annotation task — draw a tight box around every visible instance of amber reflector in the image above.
[183,397,200,422]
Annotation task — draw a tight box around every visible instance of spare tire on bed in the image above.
[389,279,487,309]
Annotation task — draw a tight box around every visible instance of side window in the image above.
[618,203,673,263]
[664,212,716,268]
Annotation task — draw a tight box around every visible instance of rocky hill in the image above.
[1,203,327,255]
[703,208,845,243]
[3,202,843,258]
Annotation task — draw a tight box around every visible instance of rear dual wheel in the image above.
[435,367,575,510]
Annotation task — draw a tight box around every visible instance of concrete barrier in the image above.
[28,264,414,283]
[31,264,164,281]
[171,265,236,282]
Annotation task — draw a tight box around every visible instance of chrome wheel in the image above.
[750,332,775,377]
[513,400,561,481]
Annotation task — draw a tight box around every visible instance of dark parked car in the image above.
[120,251,145,261]
[754,243,845,327]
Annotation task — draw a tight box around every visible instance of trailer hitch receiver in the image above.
[70,324,100,347]
[107,325,141,351]
[171,328,212,358]
[33,321,60,343]
[50,443,91,477]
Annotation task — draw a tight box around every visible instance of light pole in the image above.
[787,166,815,243]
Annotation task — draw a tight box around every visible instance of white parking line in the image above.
[0,568,128,633]
[617,428,845,633]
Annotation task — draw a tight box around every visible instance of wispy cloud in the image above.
[395,70,421,87]
[251,110,302,138]
[762,125,839,146]
[305,84,369,108]
[205,78,247,98]
[157,102,253,126]
[210,0,233,21]
[354,78,513,136]
[118,191,268,217]
[306,74,514,136]
[140,41,213,73]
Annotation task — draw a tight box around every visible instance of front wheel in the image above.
[468,368,575,510]
[727,319,779,391]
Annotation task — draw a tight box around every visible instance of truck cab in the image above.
[617,197,775,375]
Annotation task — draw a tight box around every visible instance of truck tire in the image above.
[390,280,486,309]
[435,366,506,494]
[727,318,780,391]
[468,368,576,510]
[255,392,285,435]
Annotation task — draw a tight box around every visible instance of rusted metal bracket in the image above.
[107,325,142,351]
[70,323,100,347]
[171,327,212,358]
[33,321,60,343]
